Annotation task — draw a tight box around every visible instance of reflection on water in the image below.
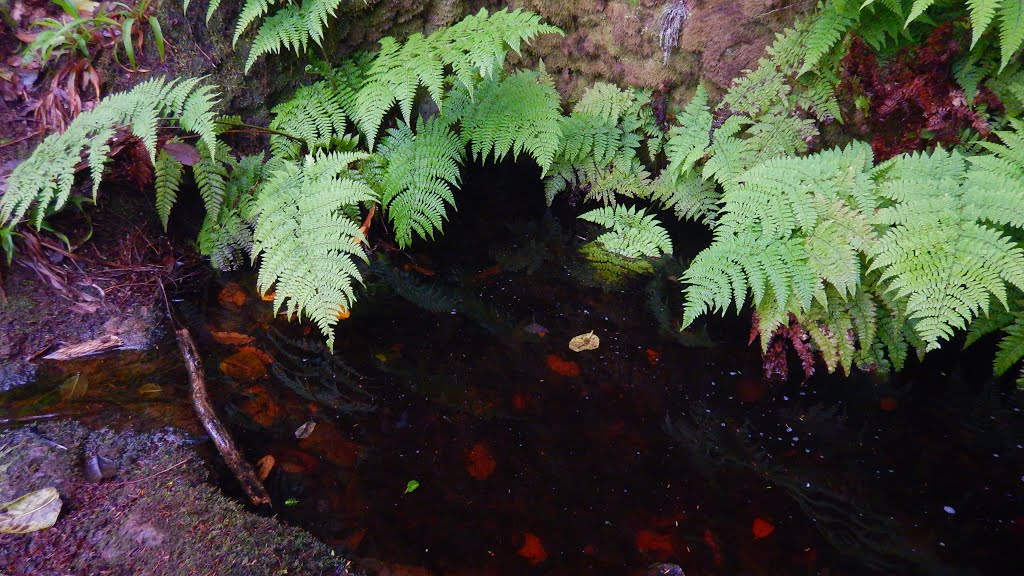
[4,220,1023,576]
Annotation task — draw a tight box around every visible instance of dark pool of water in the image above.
[4,169,1024,575]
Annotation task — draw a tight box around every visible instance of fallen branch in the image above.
[175,327,271,507]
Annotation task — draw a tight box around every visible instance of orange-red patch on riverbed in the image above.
[546,354,580,377]
[221,349,269,380]
[217,282,247,308]
[517,532,547,565]
[636,529,674,558]
[466,441,497,480]
[753,517,775,539]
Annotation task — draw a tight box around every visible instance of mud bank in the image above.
[0,419,353,576]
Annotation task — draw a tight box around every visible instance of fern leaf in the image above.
[994,316,1024,375]
[233,0,273,46]
[154,150,183,231]
[651,172,720,224]
[251,152,377,347]
[799,0,858,75]
[968,0,1001,48]
[245,6,308,72]
[205,0,223,23]
[376,117,464,248]
[302,0,345,47]
[0,77,217,229]
[904,0,936,25]
[459,71,562,174]
[998,0,1024,69]
[665,85,712,180]
[580,205,672,259]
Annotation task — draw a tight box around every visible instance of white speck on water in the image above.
[792,437,799,442]
[943,506,956,515]
[785,425,793,432]
[783,395,790,401]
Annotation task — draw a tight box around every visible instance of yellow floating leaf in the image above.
[568,331,600,352]
[137,383,163,396]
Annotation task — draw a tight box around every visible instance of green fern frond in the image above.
[198,154,265,270]
[233,0,273,45]
[436,8,563,91]
[799,0,859,75]
[269,81,350,158]
[998,0,1024,69]
[245,6,309,72]
[376,117,464,248]
[251,152,377,347]
[968,0,1001,48]
[579,204,672,260]
[993,315,1024,375]
[154,150,183,231]
[459,71,562,173]
[650,172,720,224]
[664,85,712,181]
[0,77,218,229]
[870,147,1024,350]
[585,160,652,206]
[543,83,661,205]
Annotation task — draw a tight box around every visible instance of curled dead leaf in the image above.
[161,141,201,165]
[568,331,600,352]
[294,421,317,439]
[256,455,276,481]
[83,455,117,483]
[0,487,62,534]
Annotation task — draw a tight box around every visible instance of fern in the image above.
[348,9,561,147]
[199,154,265,270]
[543,83,663,205]
[579,204,673,260]
[664,85,713,181]
[870,147,1024,349]
[374,117,464,248]
[250,152,377,347]
[0,77,218,229]
[457,70,562,174]
[154,149,184,230]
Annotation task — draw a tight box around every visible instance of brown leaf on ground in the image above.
[220,348,270,380]
[568,331,599,352]
[210,331,254,346]
[217,283,247,309]
[256,455,275,481]
[238,385,280,427]
[162,141,200,165]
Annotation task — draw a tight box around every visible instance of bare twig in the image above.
[175,326,272,506]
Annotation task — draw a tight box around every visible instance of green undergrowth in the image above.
[3,1,1024,384]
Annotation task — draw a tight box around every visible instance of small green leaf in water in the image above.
[284,498,299,506]
[404,480,420,494]
[59,373,88,401]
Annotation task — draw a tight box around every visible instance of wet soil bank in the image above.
[0,419,353,575]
